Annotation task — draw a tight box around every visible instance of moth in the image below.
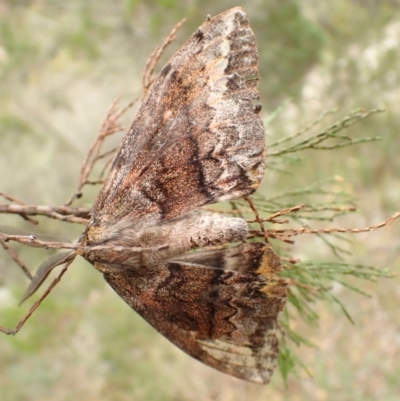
[6,7,288,384]
[79,7,288,384]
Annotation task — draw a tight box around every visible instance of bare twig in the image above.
[0,239,32,279]
[244,197,267,242]
[0,192,25,204]
[0,192,39,225]
[65,98,138,206]
[0,258,74,335]
[142,18,186,94]
[246,204,305,225]
[0,203,91,224]
[249,211,400,239]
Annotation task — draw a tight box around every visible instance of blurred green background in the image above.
[1,0,400,400]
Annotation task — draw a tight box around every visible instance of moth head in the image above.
[78,218,108,263]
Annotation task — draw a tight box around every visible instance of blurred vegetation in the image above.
[1,1,400,400]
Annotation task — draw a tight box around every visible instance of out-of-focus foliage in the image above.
[1,1,400,401]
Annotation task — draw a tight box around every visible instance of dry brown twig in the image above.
[142,18,186,94]
[65,97,139,207]
[254,211,400,239]
[0,258,74,335]
[0,203,90,224]
[244,197,267,241]
[0,96,136,227]
[247,204,305,225]
[0,192,39,225]
[0,239,32,279]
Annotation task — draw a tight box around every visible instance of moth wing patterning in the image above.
[93,7,265,226]
[82,7,286,384]
[103,243,287,384]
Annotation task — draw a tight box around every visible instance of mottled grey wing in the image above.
[103,243,287,384]
[94,7,265,225]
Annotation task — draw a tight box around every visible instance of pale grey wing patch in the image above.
[196,337,278,384]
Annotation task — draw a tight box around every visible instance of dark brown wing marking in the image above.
[103,243,287,384]
[92,7,265,229]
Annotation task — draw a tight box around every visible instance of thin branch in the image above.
[252,211,400,239]
[0,203,91,224]
[0,192,25,204]
[0,258,74,335]
[244,197,267,241]
[65,98,138,206]
[0,239,32,279]
[142,18,186,94]
[246,204,304,225]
